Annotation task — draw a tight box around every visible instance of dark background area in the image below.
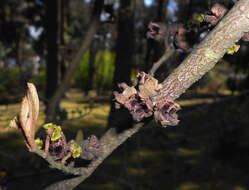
[1,0,249,189]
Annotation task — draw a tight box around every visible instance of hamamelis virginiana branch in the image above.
[43,1,249,190]
[153,0,249,104]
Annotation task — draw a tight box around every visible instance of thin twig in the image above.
[149,47,175,76]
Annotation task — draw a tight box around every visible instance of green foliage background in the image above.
[72,50,115,94]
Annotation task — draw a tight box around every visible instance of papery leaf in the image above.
[51,126,62,141]
[35,138,43,150]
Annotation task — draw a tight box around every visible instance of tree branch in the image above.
[152,0,249,104]
[12,1,249,190]
[149,47,175,76]
[44,124,144,190]
[43,1,249,189]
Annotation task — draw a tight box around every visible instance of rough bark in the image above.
[44,0,249,189]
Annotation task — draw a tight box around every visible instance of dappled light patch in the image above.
[234,186,246,190]
[175,182,200,190]
[176,148,202,157]
[127,167,146,176]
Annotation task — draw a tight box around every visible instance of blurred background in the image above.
[1,0,249,189]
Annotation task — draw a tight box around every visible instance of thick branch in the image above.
[152,0,249,104]
[45,0,249,189]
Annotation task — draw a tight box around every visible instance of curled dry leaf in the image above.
[19,83,39,152]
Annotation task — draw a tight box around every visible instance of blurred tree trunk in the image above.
[59,0,66,83]
[44,0,62,106]
[85,39,97,95]
[108,0,134,129]
[45,0,103,122]
[16,33,25,88]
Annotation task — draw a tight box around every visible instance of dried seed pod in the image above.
[147,22,192,50]
[49,133,68,160]
[242,31,249,41]
[154,100,181,127]
[204,3,228,26]
[137,72,162,111]
[174,24,191,51]
[113,83,137,109]
[147,22,167,42]
[127,95,153,122]
[113,72,181,127]
[80,135,103,160]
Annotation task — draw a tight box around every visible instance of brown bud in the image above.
[80,135,103,160]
